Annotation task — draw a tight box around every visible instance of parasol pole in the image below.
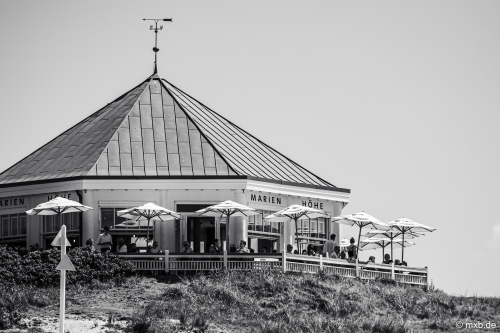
[356,224,362,259]
[401,229,406,262]
[294,219,301,250]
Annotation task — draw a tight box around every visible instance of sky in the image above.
[0,1,499,296]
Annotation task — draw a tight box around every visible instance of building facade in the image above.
[0,73,350,253]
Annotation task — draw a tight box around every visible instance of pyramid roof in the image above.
[0,74,346,191]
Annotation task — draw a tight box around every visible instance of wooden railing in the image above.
[116,251,428,286]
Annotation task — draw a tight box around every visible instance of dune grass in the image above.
[2,270,498,332]
[132,270,500,333]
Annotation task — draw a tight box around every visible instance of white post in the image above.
[391,261,395,280]
[355,258,359,278]
[425,266,429,286]
[282,251,287,273]
[319,254,323,272]
[59,225,66,333]
[223,250,228,269]
[200,241,205,253]
[165,250,169,274]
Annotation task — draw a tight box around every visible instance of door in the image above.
[186,217,215,253]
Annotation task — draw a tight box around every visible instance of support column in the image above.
[332,201,343,241]
[283,218,294,253]
[82,190,96,244]
[26,195,39,247]
[159,190,175,252]
[229,190,248,247]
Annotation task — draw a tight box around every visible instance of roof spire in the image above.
[143,18,173,74]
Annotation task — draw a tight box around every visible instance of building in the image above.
[0,72,350,253]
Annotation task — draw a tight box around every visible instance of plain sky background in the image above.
[0,1,499,296]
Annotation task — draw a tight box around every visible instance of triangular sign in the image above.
[51,229,71,247]
[56,254,76,271]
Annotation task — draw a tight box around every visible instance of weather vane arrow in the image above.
[143,18,173,74]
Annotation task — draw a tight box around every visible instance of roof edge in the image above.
[0,175,350,193]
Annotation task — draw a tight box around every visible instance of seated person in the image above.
[382,253,393,264]
[401,261,407,266]
[293,250,299,254]
[209,239,222,253]
[330,245,341,259]
[237,240,250,253]
[85,238,95,250]
[368,256,376,263]
[182,241,193,253]
[286,244,294,254]
[261,246,268,253]
[301,250,307,255]
[116,238,127,253]
[394,259,401,265]
[306,244,316,256]
[128,243,140,253]
[149,241,162,253]
[340,250,347,260]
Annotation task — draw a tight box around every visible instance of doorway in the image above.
[186,216,215,252]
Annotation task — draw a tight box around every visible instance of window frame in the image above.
[0,213,28,240]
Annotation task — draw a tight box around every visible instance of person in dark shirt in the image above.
[383,253,393,264]
[128,243,140,253]
[209,239,221,253]
[347,237,357,260]
[306,244,316,256]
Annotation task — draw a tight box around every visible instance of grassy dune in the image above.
[1,271,499,332]
[133,271,499,333]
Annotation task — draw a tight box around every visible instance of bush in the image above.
[0,245,135,287]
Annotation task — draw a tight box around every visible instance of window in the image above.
[99,208,153,232]
[42,213,80,233]
[248,210,280,235]
[1,215,9,237]
[0,213,27,238]
[100,208,126,229]
[298,218,328,240]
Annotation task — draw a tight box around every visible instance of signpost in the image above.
[52,225,75,333]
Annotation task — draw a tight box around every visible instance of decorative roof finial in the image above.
[143,18,173,74]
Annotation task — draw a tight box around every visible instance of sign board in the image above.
[51,229,72,247]
[254,258,279,262]
[56,254,75,271]
[0,196,26,208]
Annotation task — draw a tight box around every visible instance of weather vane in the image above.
[143,18,173,74]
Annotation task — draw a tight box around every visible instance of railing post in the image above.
[319,254,323,272]
[391,261,395,280]
[425,266,429,286]
[165,250,169,274]
[282,251,287,273]
[355,258,359,277]
[223,251,228,269]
